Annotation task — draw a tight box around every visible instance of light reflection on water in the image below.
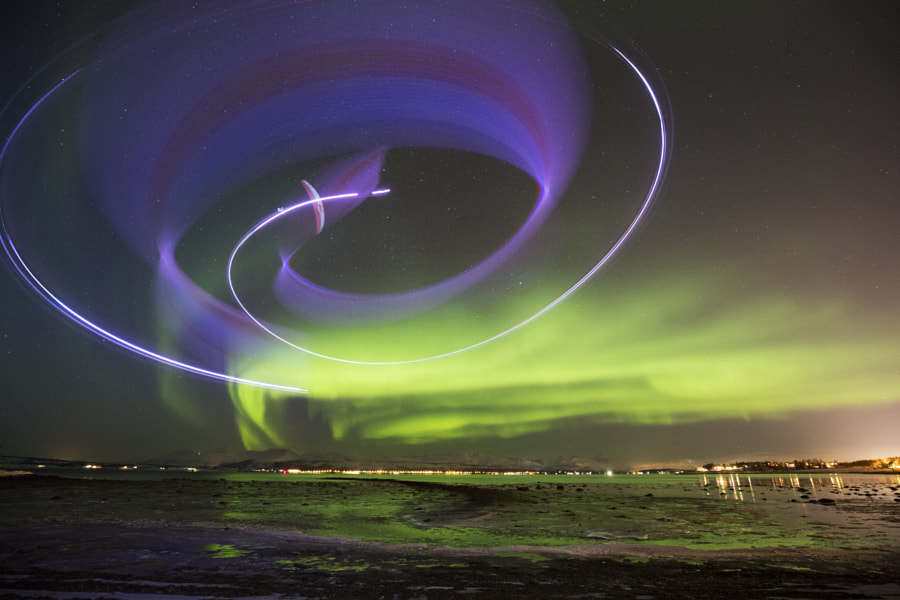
[695,472,900,503]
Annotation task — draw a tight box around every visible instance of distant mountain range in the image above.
[1,448,617,473]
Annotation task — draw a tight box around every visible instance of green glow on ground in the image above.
[226,269,900,449]
[204,543,251,558]
[194,475,899,552]
[277,555,371,573]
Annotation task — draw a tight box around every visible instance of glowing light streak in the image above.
[1,230,304,393]
[0,71,81,166]
[1,0,670,392]
[0,71,282,393]
[0,73,304,393]
[226,188,395,364]
[220,43,671,369]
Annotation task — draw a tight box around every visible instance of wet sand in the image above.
[1,473,898,599]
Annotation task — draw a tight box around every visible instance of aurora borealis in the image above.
[1,1,898,467]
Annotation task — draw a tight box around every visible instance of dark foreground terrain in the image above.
[1,473,898,599]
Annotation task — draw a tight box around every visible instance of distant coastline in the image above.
[2,452,898,478]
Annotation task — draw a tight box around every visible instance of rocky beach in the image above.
[1,472,898,599]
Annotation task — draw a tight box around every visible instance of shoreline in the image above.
[2,473,898,598]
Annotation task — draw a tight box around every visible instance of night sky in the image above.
[1,1,898,469]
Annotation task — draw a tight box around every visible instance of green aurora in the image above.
[223,265,900,452]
